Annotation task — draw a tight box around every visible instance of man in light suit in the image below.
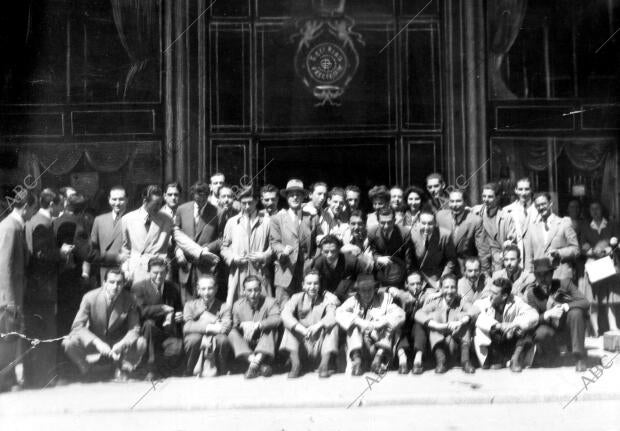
[409,212,457,289]
[523,192,579,280]
[270,179,318,305]
[173,181,221,304]
[89,186,127,284]
[0,191,34,391]
[62,269,146,381]
[503,177,537,266]
[24,188,72,387]
[121,185,174,285]
[436,190,487,276]
[472,182,516,274]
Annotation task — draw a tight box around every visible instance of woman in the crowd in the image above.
[579,201,620,335]
[401,185,429,228]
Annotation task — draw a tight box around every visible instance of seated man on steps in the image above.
[182,274,232,377]
[336,274,405,376]
[62,268,146,381]
[414,273,475,374]
[228,275,281,379]
[471,277,539,372]
[280,270,340,378]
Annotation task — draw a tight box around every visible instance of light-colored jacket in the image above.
[336,291,405,331]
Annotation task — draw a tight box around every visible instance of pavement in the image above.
[1,337,619,419]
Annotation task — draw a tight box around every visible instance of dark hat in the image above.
[368,185,389,201]
[280,179,308,198]
[533,257,555,273]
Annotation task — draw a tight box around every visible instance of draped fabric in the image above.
[520,140,552,171]
[37,146,83,176]
[488,0,528,99]
[110,0,159,98]
[33,145,135,174]
[84,143,132,172]
[564,141,610,172]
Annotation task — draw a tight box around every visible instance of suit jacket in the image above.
[336,291,405,331]
[121,207,174,283]
[90,211,124,282]
[0,214,29,308]
[415,294,471,349]
[131,279,182,323]
[183,297,232,336]
[269,209,317,288]
[367,224,412,286]
[503,200,537,265]
[53,212,91,264]
[231,295,281,331]
[522,278,589,317]
[458,275,490,305]
[173,201,221,284]
[472,205,516,273]
[310,253,369,302]
[523,213,579,279]
[25,210,61,303]
[281,291,339,330]
[435,209,486,274]
[492,268,536,297]
[409,227,457,288]
[69,288,140,347]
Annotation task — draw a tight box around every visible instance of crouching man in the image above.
[471,278,539,372]
[131,257,183,378]
[63,269,146,381]
[336,275,405,376]
[280,270,340,378]
[524,258,590,372]
[183,274,232,377]
[415,274,475,374]
[228,276,281,379]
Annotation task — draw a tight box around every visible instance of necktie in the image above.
[145,215,151,232]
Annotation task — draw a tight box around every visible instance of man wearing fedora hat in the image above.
[270,179,318,304]
[524,257,589,371]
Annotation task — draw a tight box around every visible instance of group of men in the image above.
[0,171,599,390]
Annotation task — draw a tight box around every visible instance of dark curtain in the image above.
[488,0,527,99]
[110,0,159,98]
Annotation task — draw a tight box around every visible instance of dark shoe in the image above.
[370,353,386,375]
[318,365,330,378]
[462,361,475,374]
[481,362,490,370]
[490,362,504,370]
[144,371,157,382]
[412,363,424,375]
[351,357,363,376]
[398,363,409,375]
[260,363,273,377]
[435,361,447,374]
[244,363,260,379]
[509,360,523,373]
[287,363,301,379]
[575,359,587,372]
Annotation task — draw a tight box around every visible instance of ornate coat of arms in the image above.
[292,9,364,107]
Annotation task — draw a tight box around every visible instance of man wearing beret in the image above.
[524,257,589,372]
[336,274,405,375]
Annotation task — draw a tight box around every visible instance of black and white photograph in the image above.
[1,1,620,430]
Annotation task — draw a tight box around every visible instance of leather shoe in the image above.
[411,363,424,375]
[318,365,330,378]
[575,359,587,373]
[398,364,409,375]
[370,354,386,375]
[435,361,447,374]
[509,360,523,373]
[461,361,475,374]
[260,363,273,377]
[113,369,129,382]
[244,363,260,379]
[490,362,504,370]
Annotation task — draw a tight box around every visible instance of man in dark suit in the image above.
[24,188,72,387]
[131,257,183,378]
[53,194,93,338]
[436,189,487,276]
[367,208,411,288]
[173,181,221,304]
[0,191,35,391]
[62,268,146,381]
[409,211,457,289]
[310,235,370,303]
[426,172,449,213]
[524,258,589,372]
[89,186,127,284]
[270,179,318,304]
